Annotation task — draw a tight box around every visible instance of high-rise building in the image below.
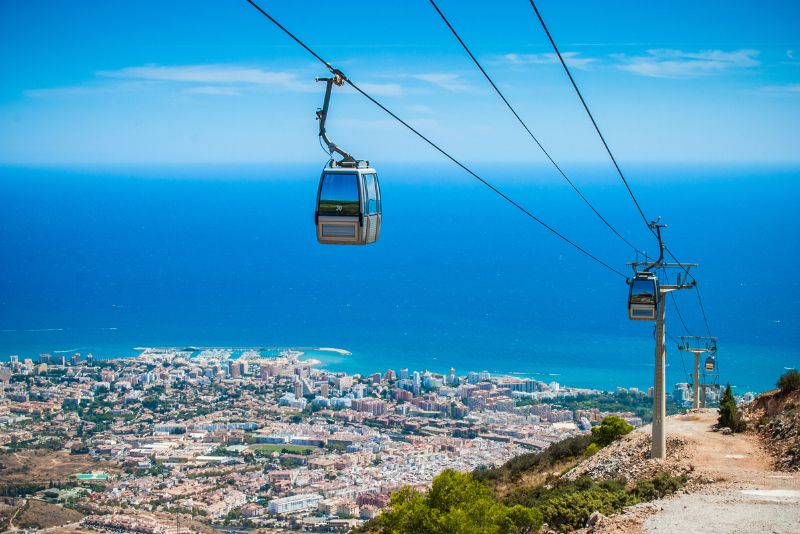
[335,376,354,390]
[393,388,413,402]
[399,368,409,380]
[672,383,691,405]
[294,382,304,400]
[229,361,242,379]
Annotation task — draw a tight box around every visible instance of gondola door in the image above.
[362,171,381,244]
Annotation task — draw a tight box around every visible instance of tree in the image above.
[366,470,542,534]
[718,383,745,432]
[777,369,800,394]
[591,416,634,447]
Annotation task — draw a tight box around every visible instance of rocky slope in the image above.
[743,388,800,471]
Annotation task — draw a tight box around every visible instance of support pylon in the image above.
[652,295,667,459]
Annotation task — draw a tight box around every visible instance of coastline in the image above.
[0,339,790,394]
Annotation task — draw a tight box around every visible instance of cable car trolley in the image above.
[624,220,698,322]
[313,71,381,245]
[704,356,716,372]
[628,271,659,321]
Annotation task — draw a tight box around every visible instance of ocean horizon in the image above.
[1,163,797,393]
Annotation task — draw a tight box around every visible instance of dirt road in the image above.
[596,410,800,533]
[642,411,799,533]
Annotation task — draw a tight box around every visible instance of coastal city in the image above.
[0,348,740,532]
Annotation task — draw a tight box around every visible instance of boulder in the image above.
[586,511,606,528]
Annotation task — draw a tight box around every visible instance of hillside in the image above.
[361,379,800,534]
[572,409,799,533]
[2,498,83,531]
[743,387,800,471]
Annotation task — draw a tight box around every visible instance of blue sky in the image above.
[1,0,798,165]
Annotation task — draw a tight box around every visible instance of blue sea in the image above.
[0,163,797,393]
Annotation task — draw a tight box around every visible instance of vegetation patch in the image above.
[718,384,746,432]
[249,444,315,455]
[474,434,592,490]
[590,416,634,447]
[777,369,800,395]
[358,470,543,534]
[365,416,683,533]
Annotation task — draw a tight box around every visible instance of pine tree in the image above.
[717,383,744,432]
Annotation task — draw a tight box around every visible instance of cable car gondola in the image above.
[313,72,381,245]
[704,356,716,372]
[628,271,659,321]
[316,162,381,245]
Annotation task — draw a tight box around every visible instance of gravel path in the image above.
[583,410,800,533]
[644,489,800,533]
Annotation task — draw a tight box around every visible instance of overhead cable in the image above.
[428,0,646,257]
[527,0,652,230]
[243,0,628,279]
[527,0,714,335]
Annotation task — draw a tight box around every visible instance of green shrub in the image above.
[632,472,686,500]
[583,443,601,458]
[777,369,800,394]
[365,466,685,534]
[365,470,543,534]
[539,487,632,533]
[591,416,634,447]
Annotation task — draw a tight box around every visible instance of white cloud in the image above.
[26,63,405,100]
[411,73,472,92]
[24,80,154,99]
[615,49,760,78]
[756,84,800,95]
[183,86,242,96]
[497,52,595,70]
[98,64,315,92]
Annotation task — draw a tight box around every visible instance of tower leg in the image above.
[652,295,667,459]
[693,353,700,409]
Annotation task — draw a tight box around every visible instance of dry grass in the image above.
[490,457,580,500]
[0,450,116,484]
[15,499,84,529]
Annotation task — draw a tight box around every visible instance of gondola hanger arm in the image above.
[316,74,355,165]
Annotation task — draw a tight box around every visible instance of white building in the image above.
[267,493,324,514]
